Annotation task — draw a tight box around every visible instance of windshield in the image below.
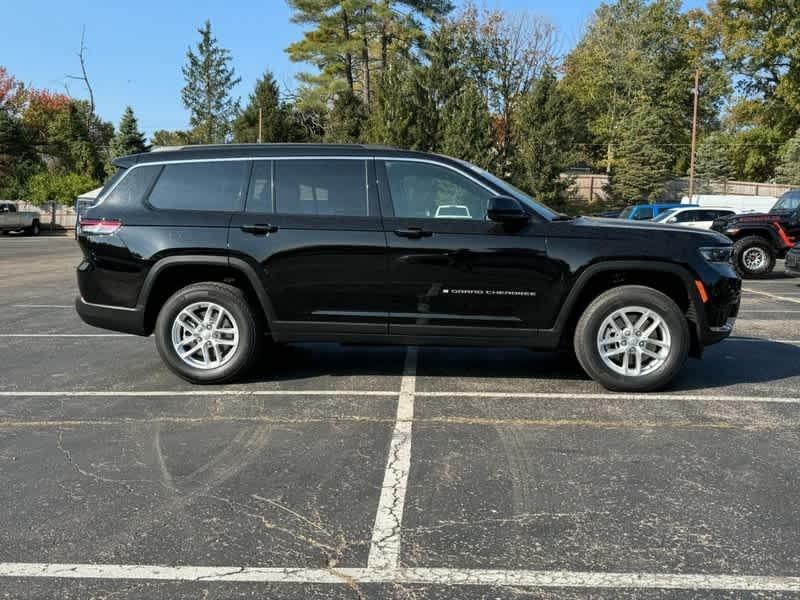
[454,159,560,221]
[652,208,679,223]
[772,192,800,212]
[619,206,635,219]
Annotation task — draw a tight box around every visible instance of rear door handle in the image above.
[240,223,279,235]
[394,227,432,239]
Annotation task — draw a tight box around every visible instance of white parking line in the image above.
[368,346,417,570]
[738,310,800,313]
[0,334,132,337]
[10,305,73,309]
[729,336,800,344]
[742,289,800,304]
[0,563,798,591]
[0,390,398,397]
[0,389,799,403]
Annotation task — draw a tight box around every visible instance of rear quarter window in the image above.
[103,165,161,206]
[147,161,249,212]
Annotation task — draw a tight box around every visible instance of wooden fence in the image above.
[569,174,794,204]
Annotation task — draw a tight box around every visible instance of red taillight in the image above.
[79,218,122,235]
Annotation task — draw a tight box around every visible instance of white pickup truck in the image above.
[0,202,41,236]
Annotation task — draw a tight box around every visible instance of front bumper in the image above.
[75,296,148,336]
[693,265,741,348]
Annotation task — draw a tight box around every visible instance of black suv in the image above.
[711,190,800,277]
[76,144,740,392]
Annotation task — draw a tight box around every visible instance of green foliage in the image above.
[438,83,494,171]
[111,106,148,158]
[729,126,784,182]
[712,0,800,134]
[181,20,241,143]
[233,71,290,143]
[562,0,728,174]
[512,70,578,210]
[695,131,735,190]
[27,171,97,205]
[0,107,42,198]
[325,90,367,143]
[608,101,673,202]
[365,61,434,150]
[286,0,452,103]
[151,129,194,147]
[776,129,800,186]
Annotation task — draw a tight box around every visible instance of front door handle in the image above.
[394,227,432,239]
[240,223,279,235]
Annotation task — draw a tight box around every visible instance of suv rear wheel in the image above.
[574,285,689,392]
[154,282,264,384]
[732,236,776,278]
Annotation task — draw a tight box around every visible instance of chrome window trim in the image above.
[374,156,497,197]
[95,156,370,209]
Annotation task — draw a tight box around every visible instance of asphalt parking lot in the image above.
[1,236,800,599]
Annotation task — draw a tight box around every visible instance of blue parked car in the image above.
[617,203,688,221]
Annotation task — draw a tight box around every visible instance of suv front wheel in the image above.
[154,282,264,384]
[574,285,690,392]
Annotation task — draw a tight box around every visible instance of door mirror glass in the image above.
[487,196,530,223]
[667,217,677,223]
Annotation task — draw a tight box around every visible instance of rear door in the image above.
[228,157,388,336]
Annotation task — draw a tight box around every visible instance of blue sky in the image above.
[3,0,706,138]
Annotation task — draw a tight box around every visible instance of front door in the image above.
[228,158,389,336]
[378,159,561,338]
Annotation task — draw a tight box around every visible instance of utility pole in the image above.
[257,107,263,143]
[688,68,700,200]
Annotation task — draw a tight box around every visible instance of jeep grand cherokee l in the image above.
[75,144,741,392]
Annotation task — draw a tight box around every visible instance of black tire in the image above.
[25,220,40,236]
[573,285,690,392]
[732,236,776,278]
[154,282,265,384]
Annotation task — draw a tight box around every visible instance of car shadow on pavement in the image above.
[244,338,800,393]
[670,338,800,392]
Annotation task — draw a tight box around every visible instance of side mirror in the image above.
[487,196,530,224]
[667,217,677,224]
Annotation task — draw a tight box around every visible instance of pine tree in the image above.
[776,129,800,186]
[325,90,367,142]
[695,131,735,191]
[513,70,578,210]
[181,20,241,144]
[364,62,434,150]
[608,101,673,203]
[111,106,148,158]
[438,83,494,170]
[286,1,452,104]
[232,71,288,143]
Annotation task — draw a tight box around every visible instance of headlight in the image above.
[700,246,732,263]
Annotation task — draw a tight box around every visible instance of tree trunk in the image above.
[342,11,354,93]
[362,32,371,104]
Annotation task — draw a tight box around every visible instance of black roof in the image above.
[113,143,438,168]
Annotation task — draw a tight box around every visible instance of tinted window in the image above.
[773,192,800,212]
[246,161,273,213]
[148,161,248,212]
[385,161,490,220]
[105,165,161,205]
[674,210,696,222]
[633,207,653,220]
[274,159,367,216]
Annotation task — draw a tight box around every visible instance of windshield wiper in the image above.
[550,213,575,221]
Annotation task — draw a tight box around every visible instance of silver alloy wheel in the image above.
[171,301,239,370]
[596,306,672,377]
[742,247,767,271]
